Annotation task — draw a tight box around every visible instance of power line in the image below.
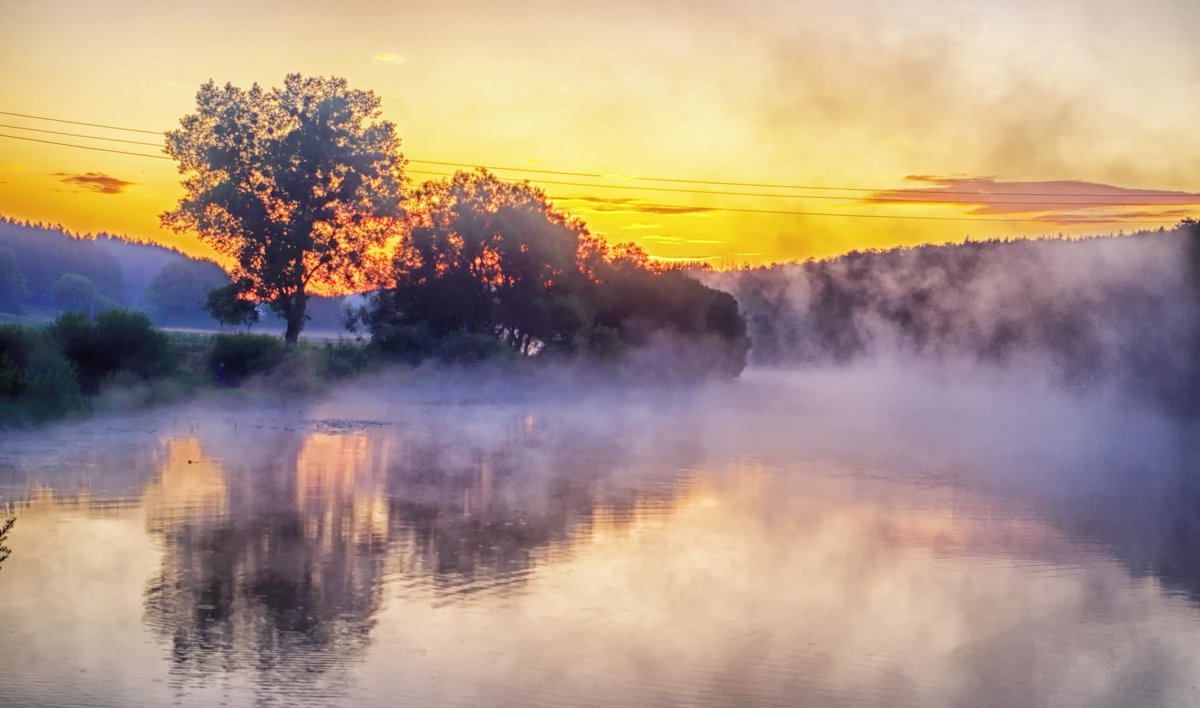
[0,123,162,147]
[0,134,1181,224]
[0,112,1192,224]
[409,169,1178,224]
[0,133,169,159]
[545,198,1177,224]
[404,168,1198,208]
[5,109,1197,200]
[408,159,1200,200]
[0,110,162,135]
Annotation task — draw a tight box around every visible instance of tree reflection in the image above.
[142,411,699,689]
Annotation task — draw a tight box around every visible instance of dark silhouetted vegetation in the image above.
[161,74,407,343]
[47,310,176,395]
[358,169,749,376]
[0,516,13,571]
[0,324,83,422]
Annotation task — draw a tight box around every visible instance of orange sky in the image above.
[1,0,1199,266]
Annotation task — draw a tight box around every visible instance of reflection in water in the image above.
[1,381,1199,706]
[131,410,700,702]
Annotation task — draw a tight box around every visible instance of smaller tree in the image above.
[145,259,232,325]
[52,273,97,313]
[205,282,261,328]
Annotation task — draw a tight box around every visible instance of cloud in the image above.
[863,176,1200,224]
[558,196,716,215]
[54,171,135,195]
[373,53,405,63]
[622,222,661,230]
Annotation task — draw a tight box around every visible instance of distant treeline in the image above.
[707,222,1200,415]
[0,216,348,330]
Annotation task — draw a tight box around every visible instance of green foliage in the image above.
[319,340,374,379]
[364,317,435,363]
[0,246,26,314]
[0,324,84,422]
[162,74,407,343]
[207,333,286,385]
[205,283,261,327]
[47,310,175,394]
[145,259,232,324]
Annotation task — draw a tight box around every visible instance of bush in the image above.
[208,333,285,386]
[47,310,175,394]
[432,332,516,365]
[319,340,373,379]
[0,324,83,422]
[370,322,435,364]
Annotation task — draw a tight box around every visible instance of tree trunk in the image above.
[283,289,306,344]
[284,315,303,344]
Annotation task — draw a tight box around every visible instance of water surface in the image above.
[1,368,1198,706]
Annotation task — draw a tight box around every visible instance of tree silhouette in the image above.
[362,169,750,374]
[384,170,587,349]
[162,74,407,343]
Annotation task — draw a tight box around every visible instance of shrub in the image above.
[208,333,285,386]
[320,340,373,379]
[47,310,175,394]
[370,322,435,364]
[432,332,516,365]
[0,324,83,422]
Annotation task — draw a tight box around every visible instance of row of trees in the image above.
[162,74,748,375]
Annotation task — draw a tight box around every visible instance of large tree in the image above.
[363,169,750,375]
[162,74,406,343]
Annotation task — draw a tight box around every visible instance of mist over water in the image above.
[3,230,1200,706]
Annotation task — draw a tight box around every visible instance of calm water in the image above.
[1,368,1199,707]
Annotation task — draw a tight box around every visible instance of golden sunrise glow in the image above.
[2,0,1199,266]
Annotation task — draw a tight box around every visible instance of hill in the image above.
[705,223,1200,415]
[0,216,348,333]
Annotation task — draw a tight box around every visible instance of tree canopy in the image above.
[360,169,749,377]
[162,74,407,342]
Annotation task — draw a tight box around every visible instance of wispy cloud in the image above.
[558,196,716,215]
[640,234,723,244]
[53,171,135,195]
[622,222,660,230]
[373,53,405,63]
[864,176,1200,224]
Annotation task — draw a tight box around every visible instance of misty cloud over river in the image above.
[3,227,1200,706]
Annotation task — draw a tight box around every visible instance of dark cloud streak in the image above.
[53,171,136,195]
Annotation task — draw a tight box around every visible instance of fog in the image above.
[3,229,1200,705]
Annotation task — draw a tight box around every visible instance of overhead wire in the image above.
[0,109,1194,224]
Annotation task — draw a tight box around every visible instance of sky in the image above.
[1,0,1199,266]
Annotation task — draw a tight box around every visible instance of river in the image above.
[1,365,1198,706]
